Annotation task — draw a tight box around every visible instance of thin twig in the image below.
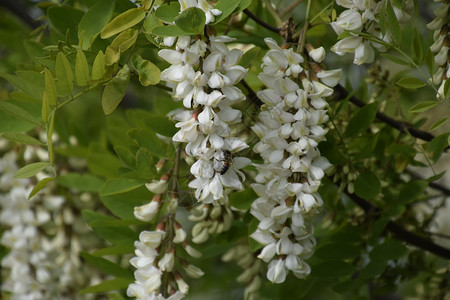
[334,84,449,151]
[243,9,281,33]
[345,189,450,259]
[408,170,450,196]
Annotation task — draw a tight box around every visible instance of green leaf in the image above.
[92,245,135,256]
[80,252,133,279]
[114,146,137,168]
[80,278,131,294]
[75,49,89,86]
[55,173,104,192]
[315,243,360,260]
[101,178,146,196]
[238,0,252,11]
[92,50,106,80]
[378,4,386,36]
[0,100,40,126]
[396,77,426,89]
[311,261,355,278]
[136,147,156,178]
[344,102,378,137]
[240,46,261,68]
[397,180,428,204]
[105,29,139,66]
[427,132,450,162]
[412,28,423,63]
[174,7,206,34]
[128,128,166,157]
[386,1,400,43]
[380,53,411,66]
[101,186,151,220]
[102,64,130,115]
[100,8,146,39]
[430,117,448,131]
[408,101,437,113]
[155,2,181,22]
[55,52,74,95]
[42,91,49,122]
[28,177,54,199]
[371,217,390,240]
[213,0,241,24]
[354,171,381,199]
[1,132,43,145]
[14,162,52,179]
[48,6,84,41]
[44,68,57,106]
[131,55,161,86]
[386,143,416,155]
[370,239,408,261]
[424,49,434,77]
[360,259,386,279]
[151,25,191,37]
[1,71,45,100]
[82,210,137,245]
[78,0,115,49]
[229,188,257,210]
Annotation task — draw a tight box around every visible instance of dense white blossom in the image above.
[250,38,339,283]
[0,147,99,299]
[160,15,249,207]
[331,0,410,64]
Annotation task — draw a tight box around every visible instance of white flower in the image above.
[158,251,175,272]
[134,200,160,222]
[331,10,363,35]
[267,259,287,283]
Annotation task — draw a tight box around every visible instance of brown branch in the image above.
[346,190,450,259]
[243,9,281,33]
[334,84,449,151]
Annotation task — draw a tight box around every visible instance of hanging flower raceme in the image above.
[159,27,250,207]
[0,146,100,299]
[250,38,340,283]
[331,0,411,64]
[427,0,449,101]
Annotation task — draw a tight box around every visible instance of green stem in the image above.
[297,0,311,53]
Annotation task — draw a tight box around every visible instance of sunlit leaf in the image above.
[14,162,52,179]
[55,52,73,95]
[28,177,55,199]
[409,101,437,113]
[100,8,146,39]
[101,178,146,196]
[396,77,426,89]
[75,49,89,86]
[131,55,161,86]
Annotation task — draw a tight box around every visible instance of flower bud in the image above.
[173,223,187,244]
[183,263,204,278]
[175,272,189,294]
[134,195,161,222]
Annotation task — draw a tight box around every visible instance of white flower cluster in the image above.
[0,148,97,299]
[250,38,340,283]
[159,31,250,205]
[127,222,203,300]
[427,0,449,100]
[331,0,409,64]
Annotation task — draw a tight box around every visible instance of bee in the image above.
[217,150,232,175]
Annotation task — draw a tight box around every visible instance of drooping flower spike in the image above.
[251,38,340,283]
